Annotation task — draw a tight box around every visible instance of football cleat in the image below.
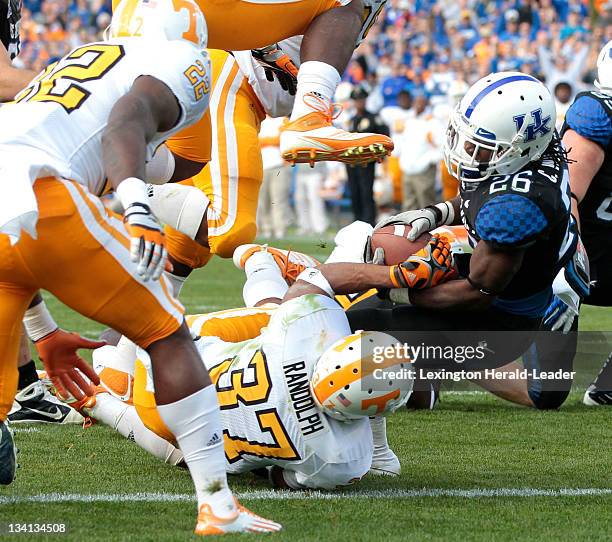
[0,419,17,485]
[195,499,282,535]
[583,384,612,406]
[280,93,393,166]
[233,244,320,285]
[9,380,83,424]
[369,446,401,477]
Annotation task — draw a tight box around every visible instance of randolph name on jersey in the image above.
[137,295,373,490]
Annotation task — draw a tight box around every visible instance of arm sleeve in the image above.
[475,194,548,249]
[565,95,612,148]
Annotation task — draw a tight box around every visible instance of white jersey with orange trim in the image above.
[0,38,210,197]
[160,295,372,489]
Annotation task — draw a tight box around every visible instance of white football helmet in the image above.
[109,0,207,49]
[310,331,414,422]
[444,71,556,186]
[595,39,612,95]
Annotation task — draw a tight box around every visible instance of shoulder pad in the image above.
[565,94,612,147]
[475,194,548,248]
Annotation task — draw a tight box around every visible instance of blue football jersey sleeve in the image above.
[565,95,612,148]
[475,194,548,248]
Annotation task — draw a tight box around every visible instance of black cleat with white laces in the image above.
[0,419,17,485]
[8,380,83,424]
[583,384,612,406]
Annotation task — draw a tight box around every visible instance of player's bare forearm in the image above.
[103,76,181,189]
[411,240,524,311]
[563,129,603,202]
[285,263,393,301]
[563,129,604,232]
[409,278,491,310]
[0,66,36,100]
[0,45,36,101]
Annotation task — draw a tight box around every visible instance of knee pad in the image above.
[165,225,212,270]
[147,183,209,239]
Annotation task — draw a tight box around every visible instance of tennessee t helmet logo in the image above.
[513,108,552,142]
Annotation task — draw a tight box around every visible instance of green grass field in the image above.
[1,236,611,541]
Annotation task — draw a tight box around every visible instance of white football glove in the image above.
[374,201,455,242]
[543,269,581,334]
[325,221,374,264]
[123,203,167,282]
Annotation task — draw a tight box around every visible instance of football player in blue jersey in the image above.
[348,72,587,392]
[554,40,612,406]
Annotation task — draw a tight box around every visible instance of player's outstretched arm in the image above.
[0,42,36,102]
[285,236,455,300]
[409,240,524,311]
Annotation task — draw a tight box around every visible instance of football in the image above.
[370,224,431,265]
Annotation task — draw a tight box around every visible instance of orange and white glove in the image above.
[117,177,168,281]
[35,329,104,400]
[389,235,455,290]
[123,202,168,281]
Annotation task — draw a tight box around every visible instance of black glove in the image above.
[251,43,298,95]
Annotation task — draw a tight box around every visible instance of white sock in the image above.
[369,416,390,451]
[157,386,235,516]
[91,394,184,465]
[243,251,288,307]
[290,61,341,120]
[167,272,187,297]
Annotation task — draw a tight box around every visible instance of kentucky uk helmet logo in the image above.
[512,108,551,141]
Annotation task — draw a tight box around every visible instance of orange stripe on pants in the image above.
[165,50,264,267]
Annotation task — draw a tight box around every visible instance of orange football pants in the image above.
[135,306,275,443]
[112,0,343,50]
[440,159,459,201]
[0,178,183,421]
[166,50,266,266]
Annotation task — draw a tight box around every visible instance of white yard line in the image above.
[1,488,611,504]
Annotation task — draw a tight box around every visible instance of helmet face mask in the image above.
[443,72,555,189]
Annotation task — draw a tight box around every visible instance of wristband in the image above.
[116,177,148,209]
[434,201,455,226]
[23,300,58,342]
[389,266,402,288]
[295,268,335,297]
[389,288,412,305]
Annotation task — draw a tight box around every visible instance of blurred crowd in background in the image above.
[17,0,612,236]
